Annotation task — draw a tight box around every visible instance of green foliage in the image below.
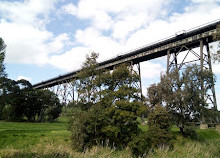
[203,108,220,123]
[147,65,215,136]
[128,132,151,157]
[0,78,62,122]
[212,25,220,63]
[70,53,145,151]
[148,105,173,148]
[76,52,100,104]
[70,108,89,151]
[0,78,25,120]
[182,126,198,139]
[147,83,162,107]
[22,89,62,122]
[0,37,6,79]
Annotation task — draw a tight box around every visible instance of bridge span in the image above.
[33,20,220,108]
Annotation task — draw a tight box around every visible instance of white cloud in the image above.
[1,0,220,78]
[192,0,220,3]
[62,3,77,16]
[0,20,52,64]
[48,33,70,54]
[213,64,220,74]
[216,92,220,110]
[0,0,57,27]
[17,75,32,82]
[62,0,170,34]
[49,47,89,72]
[75,27,124,61]
[112,13,149,39]
[140,61,165,79]
[0,0,71,66]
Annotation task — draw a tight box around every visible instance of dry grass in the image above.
[0,136,132,158]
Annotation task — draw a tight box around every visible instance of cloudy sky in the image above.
[0,0,220,109]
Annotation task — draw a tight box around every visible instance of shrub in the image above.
[182,126,198,139]
[128,132,152,157]
[69,108,89,152]
[148,105,173,148]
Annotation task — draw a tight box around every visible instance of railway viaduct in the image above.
[33,20,220,109]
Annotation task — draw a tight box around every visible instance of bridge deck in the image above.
[33,20,220,89]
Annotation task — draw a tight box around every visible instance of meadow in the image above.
[0,117,220,158]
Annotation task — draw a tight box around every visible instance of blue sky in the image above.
[0,0,220,109]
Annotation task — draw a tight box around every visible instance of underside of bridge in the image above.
[167,39,217,109]
[35,20,220,109]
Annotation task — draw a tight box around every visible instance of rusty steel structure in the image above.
[33,20,220,108]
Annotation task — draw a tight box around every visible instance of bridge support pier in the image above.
[167,39,217,109]
[130,61,143,100]
[46,81,75,107]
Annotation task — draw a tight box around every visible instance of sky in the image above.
[0,0,220,109]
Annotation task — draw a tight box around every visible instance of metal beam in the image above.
[33,20,220,89]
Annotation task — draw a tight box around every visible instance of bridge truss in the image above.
[34,20,220,109]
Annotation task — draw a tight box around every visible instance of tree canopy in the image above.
[0,78,62,122]
[147,65,215,135]
[0,38,6,78]
[70,53,147,151]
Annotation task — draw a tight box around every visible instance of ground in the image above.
[0,116,220,158]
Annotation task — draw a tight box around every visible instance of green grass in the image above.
[0,117,220,158]
[0,117,69,149]
[0,117,131,158]
[0,117,71,157]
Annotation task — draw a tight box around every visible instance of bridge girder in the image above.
[167,39,217,109]
[35,20,220,108]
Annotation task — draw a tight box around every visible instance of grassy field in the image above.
[0,117,220,158]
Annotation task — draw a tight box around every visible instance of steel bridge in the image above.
[33,20,220,108]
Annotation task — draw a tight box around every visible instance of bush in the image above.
[70,54,145,152]
[148,105,173,148]
[2,104,15,120]
[128,132,152,157]
[69,108,89,152]
[45,102,62,121]
[182,126,198,139]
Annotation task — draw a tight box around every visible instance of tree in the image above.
[146,83,162,108]
[101,64,144,147]
[0,78,62,122]
[212,42,220,63]
[0,38,7,119]
[213,24,220,62]
[148,105,173,148]
[76,52,100,106]
[0,38,7,100]
[0,78,22,120]
[71,52,104,150]
[147,65,214,135]
[0,38,6,78]
[70,53,146,151]
[23,89,62,122]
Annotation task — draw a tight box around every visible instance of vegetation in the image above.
[147,105,173,148]
[0,76,62,122]
[0,37,6,79]
[1,36,219,157]
[70,52,147,153]
[0,37,62,122]
[147,65,216,136]
[1,116,220,158]
[213,24,220,62]
[69,53,220,156]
